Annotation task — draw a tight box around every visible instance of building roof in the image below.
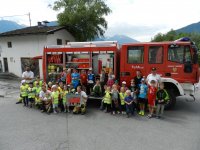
[0,25,66,37]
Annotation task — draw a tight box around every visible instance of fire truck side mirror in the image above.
[193,53,198,64]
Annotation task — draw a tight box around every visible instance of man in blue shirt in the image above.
[71,68,80,89]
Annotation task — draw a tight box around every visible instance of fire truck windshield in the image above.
[168,45,191,64]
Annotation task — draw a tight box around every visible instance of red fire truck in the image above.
[42,38,199,108]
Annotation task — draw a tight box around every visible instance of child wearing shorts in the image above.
[63,85,70,113]
[147,80,157,118]
[51,85,60,114]
[138,78,148,116]
[119,87,127,115]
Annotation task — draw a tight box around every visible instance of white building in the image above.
[0,24,75,78]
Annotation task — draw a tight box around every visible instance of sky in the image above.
[0,0,200,41]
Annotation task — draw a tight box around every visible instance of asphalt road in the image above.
[0,80,200,150]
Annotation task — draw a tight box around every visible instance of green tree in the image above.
[53,0,111,41]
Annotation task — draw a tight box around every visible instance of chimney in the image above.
[37,22,42,27]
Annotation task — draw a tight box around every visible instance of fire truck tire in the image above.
[165,89,176,110]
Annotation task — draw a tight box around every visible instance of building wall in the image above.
[46,29,75,45]
[0,29,75,78]
[0,35,46,78]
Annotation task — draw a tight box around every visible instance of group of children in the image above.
[101,78,169,119]
[19,68,170,119]
[19,76,87,115]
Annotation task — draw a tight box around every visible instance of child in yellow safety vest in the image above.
[51,85,60,113]
[20,80,29,106]
[63,85,70,113]
[34,81,42,108]
[102,86,112,113]
[119,87,127,115]
[33,76,43,87]
[27,82,36,108]
[58,81,64,111]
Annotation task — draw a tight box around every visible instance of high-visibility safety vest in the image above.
[34,80,43,87]
[35,86,41,95]
[27,87,36,98]
[63,90,69,103]
[58,87,64,99]
[20,85,28,97]
[119,92,126,105]
[103,91,111,104]
[51,91,59,104]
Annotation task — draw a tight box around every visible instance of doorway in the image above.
[3,58,8,72]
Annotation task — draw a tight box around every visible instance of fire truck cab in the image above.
[120,38,199,108]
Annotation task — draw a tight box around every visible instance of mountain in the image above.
[46,21,58,26]
[95,35,139,44]
[0,20,25,33]
[176,21,200,33]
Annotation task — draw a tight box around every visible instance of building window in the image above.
[127,46,144,64]
[57,39,62,45]
[148,46,163,64]
[7,42,12,48]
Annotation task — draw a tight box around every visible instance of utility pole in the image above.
[28,12,31,27]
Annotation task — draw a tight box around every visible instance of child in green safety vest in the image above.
[63,85,70,113]
[51,85,60,114]
[33,76,43,87]
[102,86,112,113]
[20,80,29,106]
[34,81,42,108]
[27,82,36,108]
[119,87,127,115]
[156,83,169,119]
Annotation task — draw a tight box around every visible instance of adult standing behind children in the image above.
[22,66,34,83]
[146,67,161,86]
[134,70,143,87]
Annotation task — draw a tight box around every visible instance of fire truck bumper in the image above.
[180,83,200,96]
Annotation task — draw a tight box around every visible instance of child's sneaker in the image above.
[112,111,116,115]
[64,109,67,113]
[147,114,152,119]
[122,111,126,115]
[139,111,142,115]
[117,111,121,114]
[141,111,145,116]
[54,110,57,114]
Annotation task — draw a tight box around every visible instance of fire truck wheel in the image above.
[165,89,176,110]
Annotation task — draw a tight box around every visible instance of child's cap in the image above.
[21,80,26,84]
[52,85,57,89]
[89,67,92,71]
[141,78,145,82]
[122,81,126,84]
[48,82,52,85]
